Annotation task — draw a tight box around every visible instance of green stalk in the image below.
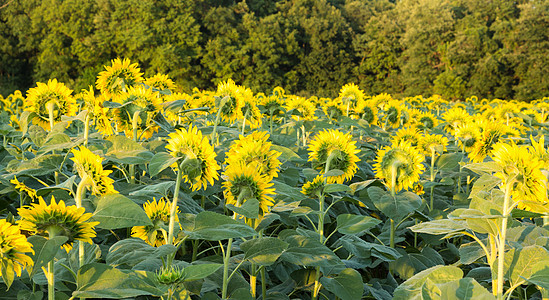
[261,267,267,300]
[496,182,513,299]
[47,260,55,300]
[129,111,140,184]
[222,192,246,299]
[75,176,93,269]
[241,110,249,135]
[46,101,60,185]
[430,148,436,212]
[167,162,184,246]
[390,165,397,248]
[250,263,257,297]
[83,112,90,147]
[211,97,228,145]
[269,114,274,136]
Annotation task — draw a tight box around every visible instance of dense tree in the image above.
[0,0,547,100]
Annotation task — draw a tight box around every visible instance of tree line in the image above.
[0,0,547,101]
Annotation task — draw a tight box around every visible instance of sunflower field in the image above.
[1,58,549,300]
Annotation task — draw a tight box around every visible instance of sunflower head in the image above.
[417,111,439,130]
[24,79,77,130]
[96,58,144,98]
[0,219,34,287]
[468,122,504,163]
[354,99,378,124]
[18,196,99,252]
[379,100,402,129]
[144,73,177,92]
[222,163,275,223]
[71,147,117,196]
[491,142,547,212]
[391,127,422,147]
[225,131,281,180]
[240,89,263,129]
[285,96,317,121]
[322,98,345,121]
[112,85,162,140]
[339,83,364,112]
[455,122,480,153]
[301,175,326,198]
[530,135,549,169]
[308,129,360,184]
[374,140,425,192]
[443,107,472,135]
[131,198,179,247]
[166,126,220,191]
[418,134,449,156]
[215,79,245,124]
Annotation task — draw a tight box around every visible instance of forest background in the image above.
[0,0,547,101]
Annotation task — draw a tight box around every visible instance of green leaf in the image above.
[129,181,175,198]
[106,239,177,268]
[240,237,289,266]
[504,245,549,287]
[320,268,363,300]
[458,209,500,236]
[408,219,467,236]
[392,247,445,280]
[437,277,495,300]
[148,152,179,177]
[270,145,302,162]
[349,180,376,194]
[27,235,68,278]
[393,265,463,300]
[281,234,344,273]
[336,235,401,262]
[36,175,76,196]
[436,153,463,170]
[185,211,257,241]
[91,194,152,230]
[105,135,153,165]
[469,174,501,200]
[459,241,486,265]
[226,198,260,219]
[522,267,549,290]
[336,214,381,235]
[20,111,37,137]
[74,263,165,298]
[324,169,345,178]
[229,288,254,300]
[463,162,502,175]
[8,154,64,176]
[324,183,352,194]
[162,99,187,113]
[182,264,223,281]
[368,187,422,223]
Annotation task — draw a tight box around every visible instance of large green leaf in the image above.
[504,245,549,287]
[226,198,260,219]
[36,132,75,155]
[91,194,152,229]
[181,264,223,281]
[522,267,549,289]
[459,241,486,265]
[437,278,495,300]
[129,181,175,198]
[106,238,177,268]
[74,263,165,298]
[320,268,363,300]
[408,219,467,236]
[368,187,422,223]
[27,236,68,278]
[8,154,64,176]
[105,135,154,165]
[324,183,352,194]
[469,174,501,200]
[463,162,502,175]
[148,152,179,177]
[240,237,289,266]
[281,234,344,273]
[336,214,381,235]
[185,211,257,241]
[392,247,444,280]
[393,265,463,300]
[336,235,401,262]
[436,153,463,170]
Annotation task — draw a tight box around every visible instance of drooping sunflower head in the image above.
[308,129,360,184]
[391,126,423,147]
[10,176,38,201]
[166,126,220,191]
[131,198,179,247]
[468,122,504,163]
[96,58,144,98]
[374,140,425,192]
[0,219,34,282]
[339,83,364,110]
[225,131,281,180]
[18,196,99,252]
[455,122,480,153]
[371,93,394,109]
[418,134,449,156]
[240,88,262,129]
[529,135,549,170]
[285,96,317,121]
[378,100,402,129]
[491,142,547,212]
[24,79,77,130]
[417,110,439,130]
[222,163,275,221]
[215,79,245,124]
[144,73,177,92]
[301,175,326,198]
[322,98,345,121]
[260,94,285,119]
[71,147,117,196]
[443,107,472,135]
[92,93,115,136]
[112,85,162,140]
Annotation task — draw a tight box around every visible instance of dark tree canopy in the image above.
[0,0,547,101]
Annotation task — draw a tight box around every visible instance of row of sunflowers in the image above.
[1,58,549,299]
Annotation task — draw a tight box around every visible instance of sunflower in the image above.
[378,100,402,129]
[240,88,262,129]
[215,79,244,124]
[166,125,220,191]
[301,175,325,198]
[10,176,38,201]
[112,85,162,140]
[416,110,439,131]
[225,131,281,180]
[354,99,378,124]
[308,129,360,184]
[417,134,449,156]
[491,142,547,212]
[285,96,317,121]
[71,147,117,196]
[391,127,422,147]
[131,198,179,247]
[222,162,275,223]
[260,94,285,120]
[92,93,115,136]
[468,122,504,163]
[339,83,364,116]
[373,140,425,192]
[0,219,34,285]
[443,107,472,135]
[24,79,77,130]
[162,92,193,124]
[144,73,177,92]
[96,58,144,98]
[455,122,480,153]
[322,98,345,121]
[18,196,99,252]
[530,135,549,169]
[371,93,394,109]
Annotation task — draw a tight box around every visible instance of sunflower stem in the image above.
[241,110,249,135]
[75,175,93,269]
[250,263,257,297]
[167,162,184,247]
[47,259,55,300]
[496,182,513,300]
[129,111,141,185]
[47,100,60,185]
[211,96,228,145]
[222,192,246,300]
[84,112,90,147]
